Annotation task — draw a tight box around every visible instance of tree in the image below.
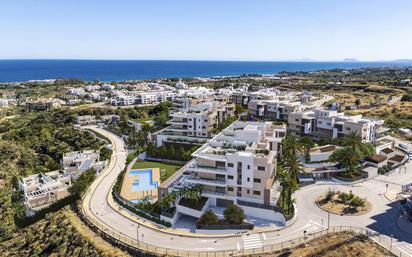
[69,168,96,197]
[350,196,366,209]
[198,210,218,225]
[284,154,304,182]
[234,104,245,116]
[329,132,375,177]
[355,99,361,106]
[277,166,289,211]
[281,134,303,164]
[160,145,167,159]
[160,193,176,210]
[299,137,315,163]
[169,144,175,160]
[223,204,245,224]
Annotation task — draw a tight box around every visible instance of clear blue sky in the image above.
[1,0,411,61]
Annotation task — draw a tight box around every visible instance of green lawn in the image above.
[132,161,181,182]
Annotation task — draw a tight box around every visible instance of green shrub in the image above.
[223,204,245,224]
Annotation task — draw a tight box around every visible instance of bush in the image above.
[223,204,245,224]
[325,189,335,202]
[69,168,96,197]
[198,210,218,225]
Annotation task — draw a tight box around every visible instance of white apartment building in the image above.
[248,99,305,121]
[160,122,287,223]
[61,150,107,179]
[156,101,235,147]
[19,170,72,211]
[288,108,384,143]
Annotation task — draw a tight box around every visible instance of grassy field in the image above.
[250,232,392,257]
[132,160,181,182]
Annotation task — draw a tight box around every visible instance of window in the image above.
[295,119,299,122]
[318,121,323,124]
[247,177,250,182]
[253,178,261,183]
[247,189,250,194]
[227,187,233,192]
[247,165,250,169]
[327,122,331,126]
[257,166,265,171]
[228,163,234,168]
[228,175,234,179]
[346,127,351,131]
[296,125,300,129]
[202,126,206,129]
[253,190,261,195]
[204,119,208,122]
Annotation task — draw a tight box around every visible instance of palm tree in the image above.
[285,154,304,182]
[286,177,299,215]
[160,192,176,210]
[281,134,304,162]
[330,132,375,177]
[299,137,315,163]
[343,131,375,157]
[276,166,289,210]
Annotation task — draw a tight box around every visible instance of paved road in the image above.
[83,126,412,254]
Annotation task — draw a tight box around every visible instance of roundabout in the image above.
[315,190,372,216]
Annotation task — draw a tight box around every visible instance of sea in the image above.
[0,60,411,83]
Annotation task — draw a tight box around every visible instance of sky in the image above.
[1,0,412,61]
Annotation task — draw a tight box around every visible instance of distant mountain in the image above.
[391,59,412,63]
[343,58,359,62]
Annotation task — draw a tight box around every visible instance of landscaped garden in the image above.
[316,190,371,216]
[132,160,181,182]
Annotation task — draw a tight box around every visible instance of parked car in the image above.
[399,143,407,150]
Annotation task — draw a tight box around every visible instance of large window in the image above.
[228,163,234,168]
[257,166,265,171]
[253,178,261,183]
[253,190,261,195]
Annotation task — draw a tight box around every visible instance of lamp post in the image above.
[327,211,330,229]
[137,225,140,247]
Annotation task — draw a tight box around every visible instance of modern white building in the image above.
[160,121,287,223]
[19,170,72,211]
[288,108,385,143]
[156,101,235,147]
[61,150,107,179]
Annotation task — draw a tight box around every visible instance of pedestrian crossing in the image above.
[395,242,412,257]
[242,234,262,250]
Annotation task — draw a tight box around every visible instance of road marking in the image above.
[237,242,240,251]
[396,243,412,257]
[262,232,267,240]
[242,234,262,250]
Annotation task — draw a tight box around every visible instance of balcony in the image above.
[185,176,226,186]
[202,190,225,197]
[187,165,226,175]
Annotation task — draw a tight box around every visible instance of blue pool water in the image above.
[129,169,158,191]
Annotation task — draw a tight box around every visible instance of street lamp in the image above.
[136,225,141,247]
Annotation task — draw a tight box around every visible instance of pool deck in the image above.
[120,167,160,202]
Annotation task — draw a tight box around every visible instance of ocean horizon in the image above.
[0,59,411,83]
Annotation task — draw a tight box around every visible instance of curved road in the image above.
[83,126,412,254]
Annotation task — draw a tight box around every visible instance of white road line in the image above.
[396,243,412,257]
[242,234,262,250]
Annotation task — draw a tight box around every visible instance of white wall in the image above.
[240,205,286,224]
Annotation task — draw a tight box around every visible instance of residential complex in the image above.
[159,121,287,224]
[155,101,235,147]
[19,170,72,211]
[287,109,384,142]
[25,98,63,112]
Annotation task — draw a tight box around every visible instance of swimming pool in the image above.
[129,169,158,191]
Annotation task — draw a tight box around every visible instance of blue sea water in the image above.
[0,60,410,83]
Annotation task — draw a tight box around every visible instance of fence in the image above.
[79,208,409,257]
